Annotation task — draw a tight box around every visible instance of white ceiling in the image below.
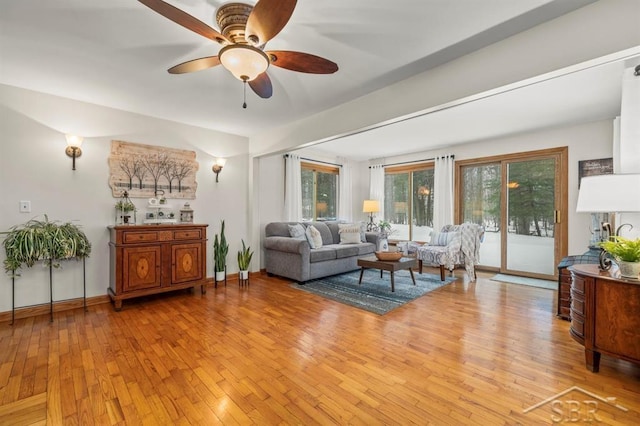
[2,0,631,161]
[310,56,636,161]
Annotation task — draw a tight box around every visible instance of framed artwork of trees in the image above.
[108,140,199,199]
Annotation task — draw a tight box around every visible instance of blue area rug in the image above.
[291,269,457,315]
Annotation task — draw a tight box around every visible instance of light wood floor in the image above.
[1,269,639,425]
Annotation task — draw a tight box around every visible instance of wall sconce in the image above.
[212,157,227,182]
[65,134,83,170]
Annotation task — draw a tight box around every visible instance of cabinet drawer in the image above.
[571,317,584,337]
[571,297,584,316]
[123,232,158,243]
[571,275,585,293]
[174,229,202,240]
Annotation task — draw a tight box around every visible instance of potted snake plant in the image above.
[213,220,229,282]
[237,239,253,280]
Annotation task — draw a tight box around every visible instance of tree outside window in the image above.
[301,163,338,221]
[384,164,434,241]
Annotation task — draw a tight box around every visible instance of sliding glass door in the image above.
[505,158,557,275]
[457,148,567,279]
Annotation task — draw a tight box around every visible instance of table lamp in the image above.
[576,173,640,269]
[362,200,380,232]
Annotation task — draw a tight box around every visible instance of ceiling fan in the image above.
[138,0,338,107]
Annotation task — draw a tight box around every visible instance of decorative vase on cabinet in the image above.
[617,260,640,279]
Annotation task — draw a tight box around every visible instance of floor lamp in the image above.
[576,174,640,269]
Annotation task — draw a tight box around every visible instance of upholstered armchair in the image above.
[417,223,484,281]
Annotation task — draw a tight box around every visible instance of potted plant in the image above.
[600,236,640,278]
[237,239,253,280]
[213,220,229,282]
[2,215,91,275]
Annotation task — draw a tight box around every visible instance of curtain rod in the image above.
[369,155,454,168]
[284,154,342,167]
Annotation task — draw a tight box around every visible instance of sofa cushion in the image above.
[309,246,337,263]
[334,245,360,258]
[306,225,323,249]
[325,222,341,244]
[356,243,376,255]
[338,223,361,244]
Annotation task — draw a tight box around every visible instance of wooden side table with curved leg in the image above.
[569,264,640,372]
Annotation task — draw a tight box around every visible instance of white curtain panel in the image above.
[369,164,385,222]
[284,153,302,221]
[337,158,352,221]
[433,155,454,230]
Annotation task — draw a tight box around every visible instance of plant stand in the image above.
[10,275,15,325]
[238,272,250,287]
[10,259,87,325]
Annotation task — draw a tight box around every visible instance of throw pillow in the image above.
[288,224,306,240]
[305,226,316,249]
[338,223,361,244]
[307,225,323,249]
[430,230,451,246]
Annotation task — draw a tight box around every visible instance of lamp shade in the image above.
[215,157,227,168]
[362,199,380,213]
[219,44,269,81]
[576,174,640,212]
[65,134,83,148]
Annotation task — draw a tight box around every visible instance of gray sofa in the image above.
[264,221,379,282]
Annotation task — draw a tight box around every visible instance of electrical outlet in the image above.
[19,200,31,213]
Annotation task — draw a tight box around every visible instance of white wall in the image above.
[0,84,249,313]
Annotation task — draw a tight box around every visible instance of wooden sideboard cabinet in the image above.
[569,264,640,372]
[108,224,208,310]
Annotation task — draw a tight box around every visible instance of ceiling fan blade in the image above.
[138,0,230,45]
[249,73,273,98]
[168,56,221,74]
[266,51,338,74]
[245,0,297,46]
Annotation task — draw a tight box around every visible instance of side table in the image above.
[556,247,600,320]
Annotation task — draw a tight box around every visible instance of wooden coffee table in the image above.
[357,255,418,292]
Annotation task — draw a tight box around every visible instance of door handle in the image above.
[554,210,560,223]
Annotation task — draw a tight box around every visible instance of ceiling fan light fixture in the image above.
[219,44,269,82]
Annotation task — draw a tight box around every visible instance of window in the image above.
[301,162,339,221]
[384,164,434,241]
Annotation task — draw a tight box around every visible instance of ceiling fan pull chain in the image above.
[243,79,248,109]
